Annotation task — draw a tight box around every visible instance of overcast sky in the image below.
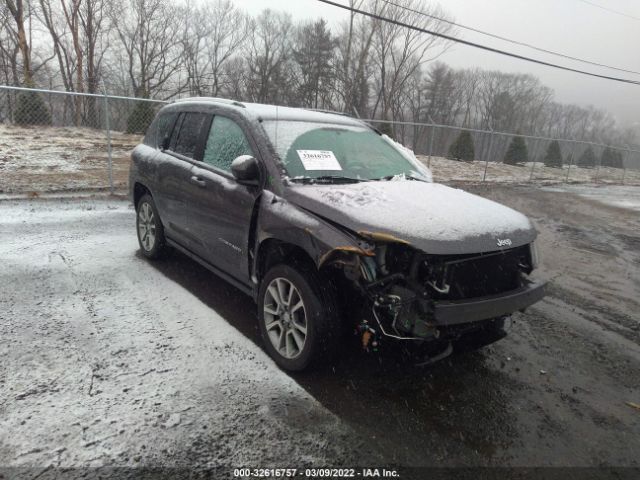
[234,0,640,128]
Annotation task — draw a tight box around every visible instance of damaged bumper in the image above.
[433,280,547,326]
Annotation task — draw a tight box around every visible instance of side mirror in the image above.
[231,155,260,186]
[161,134,170,151]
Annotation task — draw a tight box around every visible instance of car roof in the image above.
[169,97,366,127]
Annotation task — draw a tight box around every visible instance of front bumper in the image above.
[432,280,546,326]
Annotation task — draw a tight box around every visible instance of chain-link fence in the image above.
[365,119,640,185]
[1,85,640,195]
[0,85,166,194]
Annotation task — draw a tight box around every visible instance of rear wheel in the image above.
[258,263,339,371]
[136,194,166,259]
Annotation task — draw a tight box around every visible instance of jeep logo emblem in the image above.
[497,238,512,247]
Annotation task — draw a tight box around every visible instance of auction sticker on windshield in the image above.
[297,150,342,170]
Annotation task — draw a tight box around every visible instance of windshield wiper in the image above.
[376,173,427,182]
[290,175,367,184]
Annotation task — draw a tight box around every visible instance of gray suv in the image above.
[129,97,546,371]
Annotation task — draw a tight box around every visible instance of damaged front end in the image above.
[331,237,546,352]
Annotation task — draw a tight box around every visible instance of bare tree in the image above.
[244,9,292,104]
[181,0,249,97]
[5,0,33,83]
[0,2,21,86]
[112,0,185,98]
[370,0,454,126]
[334,0,376,116]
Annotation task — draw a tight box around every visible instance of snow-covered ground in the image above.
[540,184,640,212]
[0,198,360,471]
[419,155,640,185]
[2,124,639,195]
[0,124,138,193]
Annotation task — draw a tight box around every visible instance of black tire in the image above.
[258,263,340,372]
[136,193,166,259]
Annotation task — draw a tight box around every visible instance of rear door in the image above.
[154,111,209,248]
[185,113,261,282]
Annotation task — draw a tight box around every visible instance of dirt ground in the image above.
[1,184,639,473]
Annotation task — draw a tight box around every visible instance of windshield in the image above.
[262,120,431,182]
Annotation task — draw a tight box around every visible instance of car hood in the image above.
[284,181,536,254]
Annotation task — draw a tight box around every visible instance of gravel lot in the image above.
[1,184,639,473]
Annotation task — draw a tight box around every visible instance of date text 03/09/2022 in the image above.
[233,468,400,478]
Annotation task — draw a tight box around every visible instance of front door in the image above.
[185,114,261,284]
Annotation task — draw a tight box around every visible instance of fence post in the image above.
[564,141,576,183]
[427,115,435,168]
[103,90,114,195]
[482,127,494,182]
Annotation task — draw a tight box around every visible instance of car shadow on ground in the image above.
[144,248,519,466]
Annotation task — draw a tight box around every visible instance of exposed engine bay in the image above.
[337,241,538,349]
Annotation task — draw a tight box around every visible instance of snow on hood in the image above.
[285,180,536,254]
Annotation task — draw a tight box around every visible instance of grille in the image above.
[428,245,530,300]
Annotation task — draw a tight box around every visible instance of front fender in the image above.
[253,190,374,273]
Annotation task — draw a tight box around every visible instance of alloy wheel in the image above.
[263,277,308,359]
[138,202,157,252]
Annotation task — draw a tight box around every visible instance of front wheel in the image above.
[136,194,166,259]
[258,263,340,371]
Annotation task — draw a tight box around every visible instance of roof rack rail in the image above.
[303,108,354,118]
[173,96,246,108]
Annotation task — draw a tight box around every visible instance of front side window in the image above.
[203,116,254,171]
[172,112,209,159]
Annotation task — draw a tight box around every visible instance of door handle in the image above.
[190,175,206,188]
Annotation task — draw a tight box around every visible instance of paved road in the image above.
[1,183,639,471]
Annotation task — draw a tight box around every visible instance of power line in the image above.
[379,0,640,76]
[315,0,640,86]
[577,0,640,22]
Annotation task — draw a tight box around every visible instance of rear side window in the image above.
[203,116,254,171]
[171,112,209,159]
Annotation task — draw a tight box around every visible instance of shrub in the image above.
[503,135,528,165]
[14,90,51,126]
[126,101,155,134]
[543,140,563,168]
[448,130,475,161]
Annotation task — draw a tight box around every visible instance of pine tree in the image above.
[15,90,52,126]
[603,148,624,168]
[126,101,155,134]
[292,19,335,108]
[544,140,563,168]
[503,135,528,165]
[601,147,624,169]
[578,147,596,168]
[448,131,475,162]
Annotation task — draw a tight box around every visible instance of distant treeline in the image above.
[1,0,636,149]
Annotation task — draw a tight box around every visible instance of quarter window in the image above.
[172,112,209,159]
[143,111,176,148]
[203,116,254,171]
